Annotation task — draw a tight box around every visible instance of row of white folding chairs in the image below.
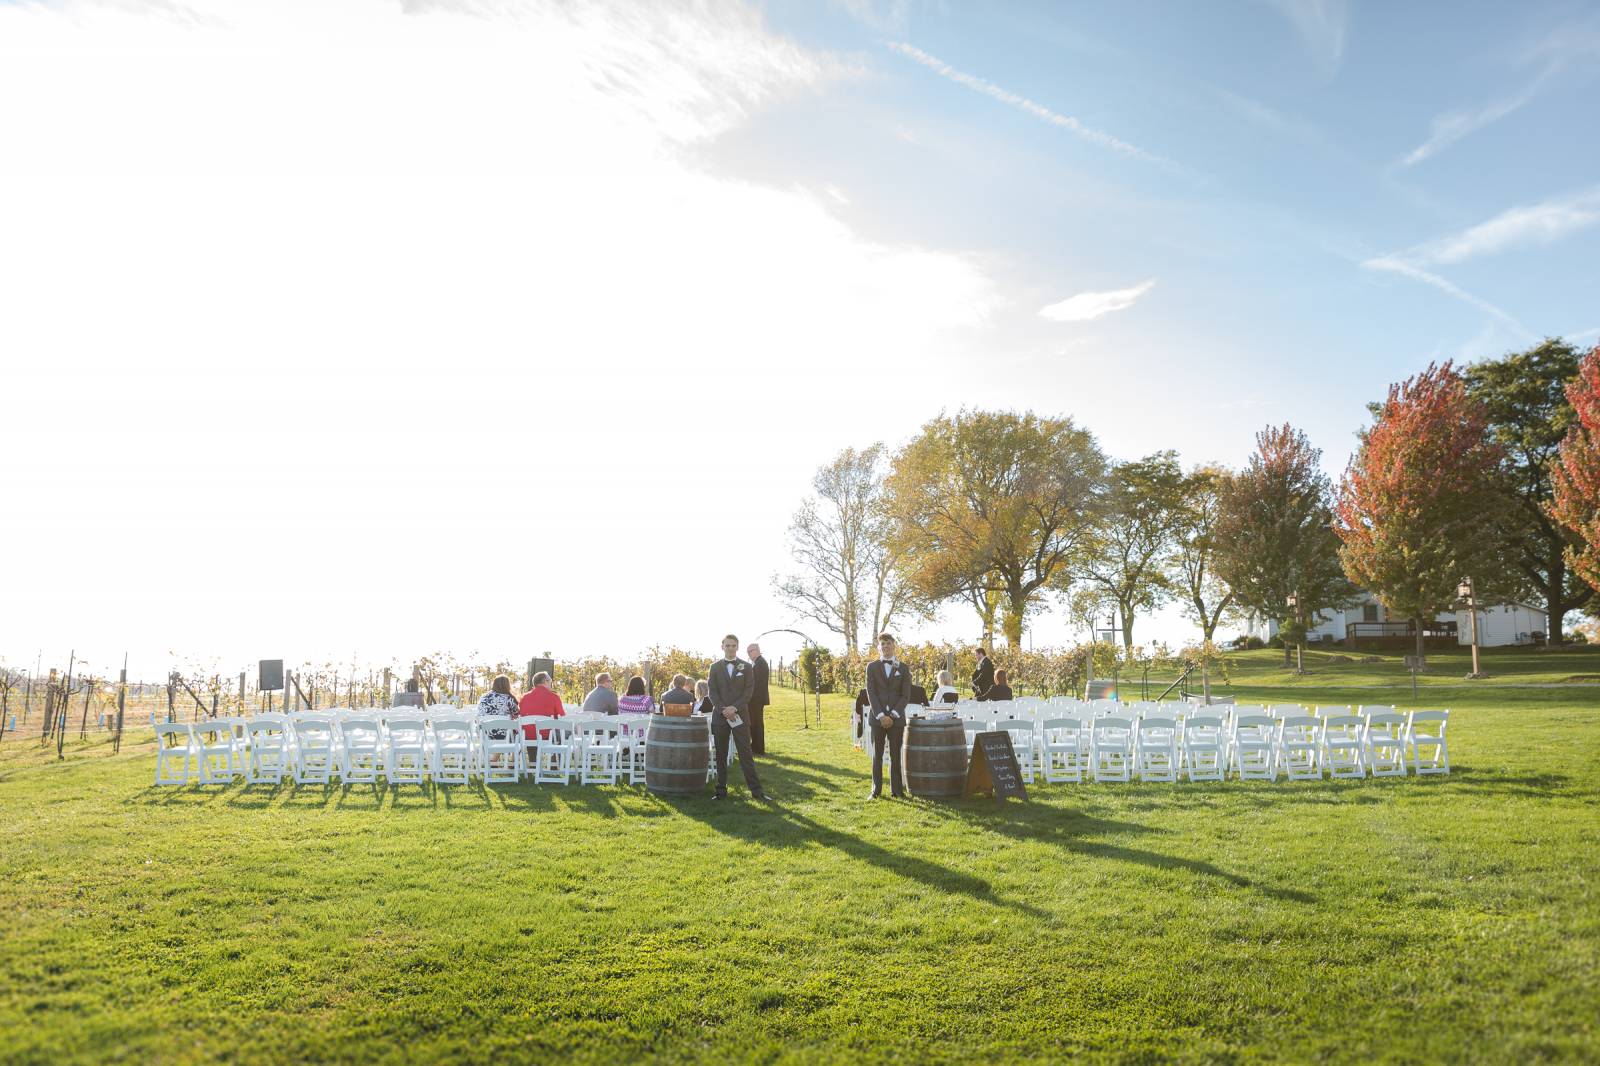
[1025,709,1449,784]
[153,711,653,787]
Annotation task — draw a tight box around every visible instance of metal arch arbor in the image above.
[756,628,824,731]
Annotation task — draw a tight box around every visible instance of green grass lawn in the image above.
[3,648,1597,1064]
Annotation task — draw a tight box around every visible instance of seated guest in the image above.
[393,677,426,709]
[660,673,695,710]
[931,670,961,705]
[581,672,619,716]
[693,679,713,716]
[517,671,565,739]
[476,674,520,717]
[617,675,654,715]
[976,668,1013,702]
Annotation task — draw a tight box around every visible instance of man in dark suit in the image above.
[865,632,912,799]
[745,642,770,755]
[971,647,995,698]
[707,633,765,800]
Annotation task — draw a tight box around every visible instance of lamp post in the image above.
[1458,577,1484,679]
[1287,592,1304,673]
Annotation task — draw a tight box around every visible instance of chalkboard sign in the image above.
[964,731,1028,801]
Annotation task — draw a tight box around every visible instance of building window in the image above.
[1363,604,1379,623]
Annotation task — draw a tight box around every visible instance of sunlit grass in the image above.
[2,652,1597,1064]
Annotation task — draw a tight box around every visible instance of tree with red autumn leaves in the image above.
[1335,362,1509,667]
[1548,344,1600,597]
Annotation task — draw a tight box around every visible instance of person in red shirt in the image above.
[517,671,565,740]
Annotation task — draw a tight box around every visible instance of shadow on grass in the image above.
[920,798,1319,905]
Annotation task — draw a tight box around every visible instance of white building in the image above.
[1454,603,1547,647]
[1246,593,1546,648]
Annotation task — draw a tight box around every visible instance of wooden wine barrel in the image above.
[903,717,968,799]
[645,714,710,796]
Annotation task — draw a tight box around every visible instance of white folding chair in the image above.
[1091,716,1134,783]
[1407,711,1450,775]
[1320,715,1366,779]
[194,718,242,784]
[577,719,621,785]
[431,719,474,784]
[996,720,1035,782]
[383,716,430,785]
[618,715,649,785]
[246,715,290,785]
[1133,716,1178,783]
[530,717,575,785]
[477,715,521,783]
[1179,714,1227,783]
[1040,717,1085,784]
[338,715,385,783]
[1363,711,1408,777]
[154,723,199,785]
[1231,714,1277,781]
[1276,714,1322,781]
[290,716,337,785]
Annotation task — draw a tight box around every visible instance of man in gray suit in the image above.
[580,672,619,715]
[707,633,766,801]
[865,632,912,799]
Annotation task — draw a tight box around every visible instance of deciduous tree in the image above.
[1548,344,1600,597]
[1074,451,1186,649]
[1464,339,1593,637]
[774,444,921,653]
[1214,424,1356,666]
[886,410,1108,648]
[1171,463,1236,642]
[1336,363,1507,667]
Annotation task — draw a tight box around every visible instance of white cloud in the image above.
[1398,79,1547,168]
[0,0,999,669]
[1039,279,1157,322]
[1360,256,1528,337]
[1423,188,1600,263]
[1375,186,1600,268]
[1399,14,1600,167]
[886,41,1176,169]
[1262,0,1347,77]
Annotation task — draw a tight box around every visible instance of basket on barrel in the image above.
[902,716,967,799]
[645,713,710,795]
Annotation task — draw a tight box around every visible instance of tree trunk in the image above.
[1120,606,1135,651]
[1002,590,1026,648]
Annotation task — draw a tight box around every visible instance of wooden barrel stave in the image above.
[902,718,968,798]
[645,715,710,795]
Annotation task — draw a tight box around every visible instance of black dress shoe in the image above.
[866,789,882,800]
[712,791,727,800]
[752,791,768,801]
[891,791,908,799]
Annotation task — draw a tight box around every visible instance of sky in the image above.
[2,0,1597,683]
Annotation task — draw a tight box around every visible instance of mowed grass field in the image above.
[2,648,1597,1064]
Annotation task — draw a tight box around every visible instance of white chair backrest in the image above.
[156,723,194,749]
[1233,713,1274,738]
[1408,710,1448,733]
[248,714,287,739]
[1365,712,1406,734]
[1139,716,1176,734]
